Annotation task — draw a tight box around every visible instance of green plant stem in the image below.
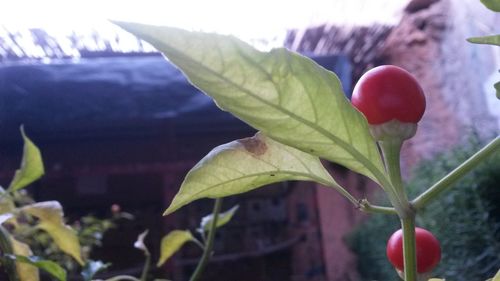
[104,275,142,281]
[412,136,500,209]
[139,248,151,281]
[0,225,19,281]
[189,198,222,281]
[401,216,417,281]
[379,138,417,281]
[192,237,206,250]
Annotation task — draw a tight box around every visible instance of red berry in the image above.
[386,227,441,273]
[352,65,426,125]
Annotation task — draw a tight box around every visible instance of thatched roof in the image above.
[0,24,157,62]
[285,24,394,81]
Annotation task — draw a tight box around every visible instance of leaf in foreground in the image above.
[200,205,239,232]
[480,0,500,11]
[8,127,45,191]
[467,35,500,46]
[6,255,66,281]
[114,21,387,186]
[157,230,194,267]
[165,132,340,214]
[22,201,84,265]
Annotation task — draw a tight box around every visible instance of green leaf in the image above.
[495,81,500,99]
[5,255,67,281]
[164,132,342,214]
[10,237,39,281]
[481,0,500,11]
[113,22,388,187]
[491,268,500,281]
[81,260,111,281]
[8,127,45,192]
[21,201,84,265]
[0,187,16,215]
[467,35,500,46]
[134,229,150,255]
[157,230,194,267]
[200,205,239,232]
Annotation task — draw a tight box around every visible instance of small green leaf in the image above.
[81,260,111,281]
[491,268,500,281]
[200,205,239,232]
[134,229,150,255]
[481,0,500,11]
[8,127,45,192]
[113,22,388,187]
[21,201,84,265]
[164,133,341,214]
[157,230,194,267]
[495,81,500,99]
[467,35,500,46]
[10,237,39,281]
[5,255,67,281]
[0,187,16,215]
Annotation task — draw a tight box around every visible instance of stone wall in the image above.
[382,0,500,171]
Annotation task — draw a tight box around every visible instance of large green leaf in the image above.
[6,255,67,281]
[114,22,388,187]
[481,0,500,11]
[22,201,84,265]
[200,205,239,232]
[157,230,194,267]
[8,127,45,192]
[467,35,500,46]
[165,132,342,214]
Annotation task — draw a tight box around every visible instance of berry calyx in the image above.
[386,227,441,273]
[352,65,426,125]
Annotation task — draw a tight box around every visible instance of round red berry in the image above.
[386,227,441,273]
[352,65,426,125]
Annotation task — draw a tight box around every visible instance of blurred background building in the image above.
[0,0,498,280]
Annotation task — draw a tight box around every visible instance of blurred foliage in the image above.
[11,190,132,274]
[349,135,500,281]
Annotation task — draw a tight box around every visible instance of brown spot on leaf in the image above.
[238,136,268,156]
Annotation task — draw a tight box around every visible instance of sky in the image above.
[0,0,408,46]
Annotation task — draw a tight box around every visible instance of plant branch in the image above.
[412,136,499,209]
[189,198,223,281]
[104,275,142,281]
[139,247,151,281]
[358,199,398,215]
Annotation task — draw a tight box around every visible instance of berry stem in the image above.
[379,137,417,281]
[379,139,413,217]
